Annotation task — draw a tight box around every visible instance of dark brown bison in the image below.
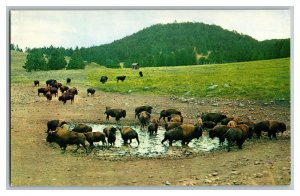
[104,107,126,122]
[46,127,87,153]
[138,111,151,130]
[38,87,48,96]
[66,78,71,84]
[224,127,247,152]
[118,127,140,145]
[237,124,254,139]
[34,80,39,86]
[47,120,68,133]
[116,75,126,82]
[148,122,158,136]
[139,71,143,77]
[254,120,287,140]
[45,92,52,101]
[203,121,217,129]
[72,124,92,133]
[100,76,108,84]
[84,132,106,147]
[67,87,78,95]
[161,124,202,146]
[167,114,183,123]
[221,117,244,125]
[135,105,153,118]
[87,88,96,96]
[103,126,117,146]
[48,87,58,97]
[201,112,227,123]
[60,86,69,93]
[58,92,74,104]
[159,109,182,121]
[208,125,230,145]
[46,79,57,87]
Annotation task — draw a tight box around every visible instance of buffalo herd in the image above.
[34,78,288,154]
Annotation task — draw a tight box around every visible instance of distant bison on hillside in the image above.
[34,80,39,86]
[116,75,126,82]
[87,88,96,96]
[66,78,71,84]
[100,76,108,84]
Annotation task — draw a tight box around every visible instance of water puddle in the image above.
[69,123,226,158]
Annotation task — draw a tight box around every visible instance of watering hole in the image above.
[68,123,228,158]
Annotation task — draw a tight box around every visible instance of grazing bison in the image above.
[87,88,96,96]
[254,120,287,140]
[238,124,254,139]
[148,122,158,136]
[100,76,108,84]
[138,111,151,130]
[159,109,182,121]
[84,132,106,147]
[161,124,202,146]
[168,114,183,123]
[104,107,126,122]
[49,87,58,97]
[38,87,48,96]
[66,78,71,84]
[72,124,93,133]
[118,127,140,145]
[58,92,75,104]
[135,105,153,118]
[224,127,247,152]
[47,120,68,133]
[60,86,69,94]
[208,125,230,146]
[45,92,52,101]
[67,87,78,95]
[46,127,87,153]
[46,79,57,87]
[139,71,143,77]
[34,80,39,86]
[201,112,227,123]
[51,82,62,89]
[164,122,182,131]
[103,126,117,146]
[116,75,126,82]
[202,121,217,129]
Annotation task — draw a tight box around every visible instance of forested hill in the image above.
[28,22,290,68]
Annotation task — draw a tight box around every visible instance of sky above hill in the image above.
[10,9,291,50]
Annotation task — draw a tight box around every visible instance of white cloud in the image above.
[10,9,291,50]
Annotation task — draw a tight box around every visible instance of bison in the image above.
[161,124,202,146]
[47,120,68,133]
[72,124,93,133]
[48,87,58,97]
[135,105,153,118]
[46,127,87,153]
[139,71,143,77]
[254,120,287,140]
[208,125,230,146]
[38,87,48,96]
[45,92,52,101]
[159,109,181,122]
[118,127,140,145]
[202,121,217,129]
[34,80,39,86]
[87,88,96,96]
[148,122,158,136]
[167,114,183,123]
[58,92,75,104]
[66,78,71,84]
[104,107,126,122]
[164,122,182,131]
[103,126,117,146]
[67,87,78,95]
[116,75,126,82]
[138,111,151,130]
[46,79,57,87]
[84,132,106,147]
[201,112,227,123]
[60,86,69,94]
[100,76,108,84]
[224,127,247,152]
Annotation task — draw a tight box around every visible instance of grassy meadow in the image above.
[10,50,290,102]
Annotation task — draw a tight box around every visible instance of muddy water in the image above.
[69,123,226,158]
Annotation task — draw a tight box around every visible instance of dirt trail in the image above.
[10,84,291,187]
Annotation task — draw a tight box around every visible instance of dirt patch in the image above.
[10,83,291,187]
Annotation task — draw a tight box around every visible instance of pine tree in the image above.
[67,51,85,69]
[23,49,47,72]
[48,49,67,70]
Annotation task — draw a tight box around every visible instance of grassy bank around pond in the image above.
[10,50,290,102]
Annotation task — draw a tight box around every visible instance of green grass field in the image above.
[10,50,290,102]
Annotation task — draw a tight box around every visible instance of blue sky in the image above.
[11,9,291,50]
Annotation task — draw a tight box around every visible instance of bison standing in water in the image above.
[118,127,140,145]
[103,126,117,146]
[161,124,202,146]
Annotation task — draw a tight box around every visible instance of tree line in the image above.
[17,22,290,71]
